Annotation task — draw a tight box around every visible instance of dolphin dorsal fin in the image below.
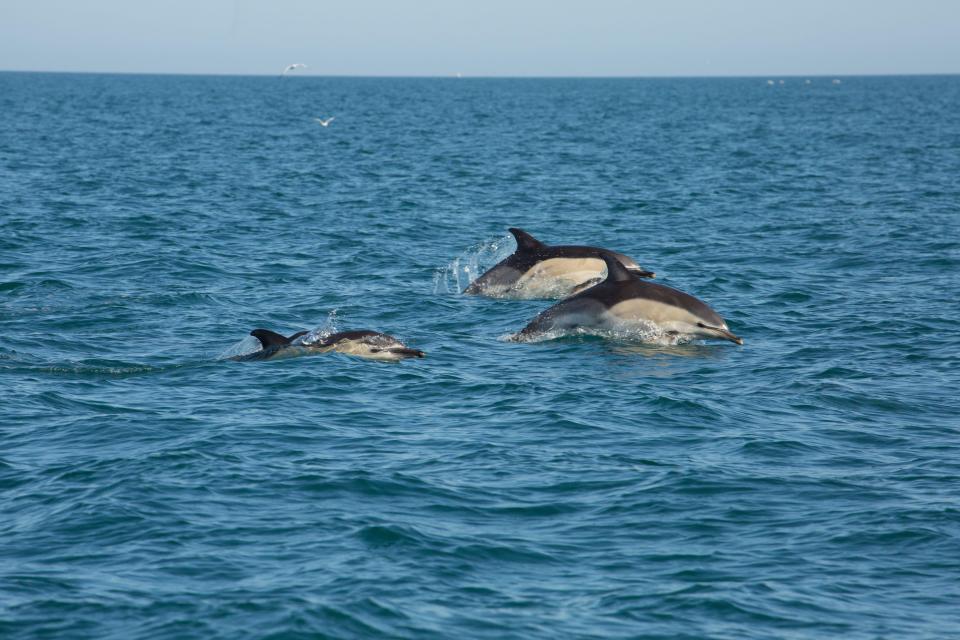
[508,228,545,253]
[601,253,634,283]
[250,329,292,349]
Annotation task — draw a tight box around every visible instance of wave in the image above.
[0,354,164,377]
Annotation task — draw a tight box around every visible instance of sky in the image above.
[1,0,958,77]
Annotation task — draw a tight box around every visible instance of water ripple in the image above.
[2,73,960,640]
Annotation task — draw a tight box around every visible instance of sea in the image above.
[1,72,959,639]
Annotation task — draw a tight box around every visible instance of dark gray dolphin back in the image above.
[510,228,654,276]
[317,330,381,347]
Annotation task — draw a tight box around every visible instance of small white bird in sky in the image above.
[313,117,335,127]
[282,63,307,76]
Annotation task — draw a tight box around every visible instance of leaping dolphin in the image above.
[233,329,426,362]
[514,253,743,344]
[464,228,655,299]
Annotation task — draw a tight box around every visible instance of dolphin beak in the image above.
[391,348,426,358]
[630,268,656,279]
[719,329,744,345]
[698,323,743,345]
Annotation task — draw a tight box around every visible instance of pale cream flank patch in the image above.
[513,257,606,297]
[329,339,408,361]
[606,298,703,333]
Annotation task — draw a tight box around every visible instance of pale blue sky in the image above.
[1,0,958,76]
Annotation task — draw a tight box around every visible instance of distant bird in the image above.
[767,79,775,85]
[313,117,335,127]
[282,63,307,76]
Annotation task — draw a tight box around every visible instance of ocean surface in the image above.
[2,72,959,639]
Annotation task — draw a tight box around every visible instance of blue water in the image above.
[2,72,959,639]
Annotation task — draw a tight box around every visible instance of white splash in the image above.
[219,310,342,358]
[503,322,696,346]
[216,334,263,360]
[296,309,341,346]
[432,232,514,295]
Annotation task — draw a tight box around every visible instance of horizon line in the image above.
[2,69,959,80]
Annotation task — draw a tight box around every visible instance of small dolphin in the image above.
[233,329,425,362]
[514,254,743,344]
[464,228,655,299]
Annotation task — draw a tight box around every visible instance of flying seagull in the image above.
[282,63,307,76]
[313,117,335,127]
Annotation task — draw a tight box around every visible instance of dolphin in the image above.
[233,329,426,362]
[514,253,743,344]
[463,227,655,299]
